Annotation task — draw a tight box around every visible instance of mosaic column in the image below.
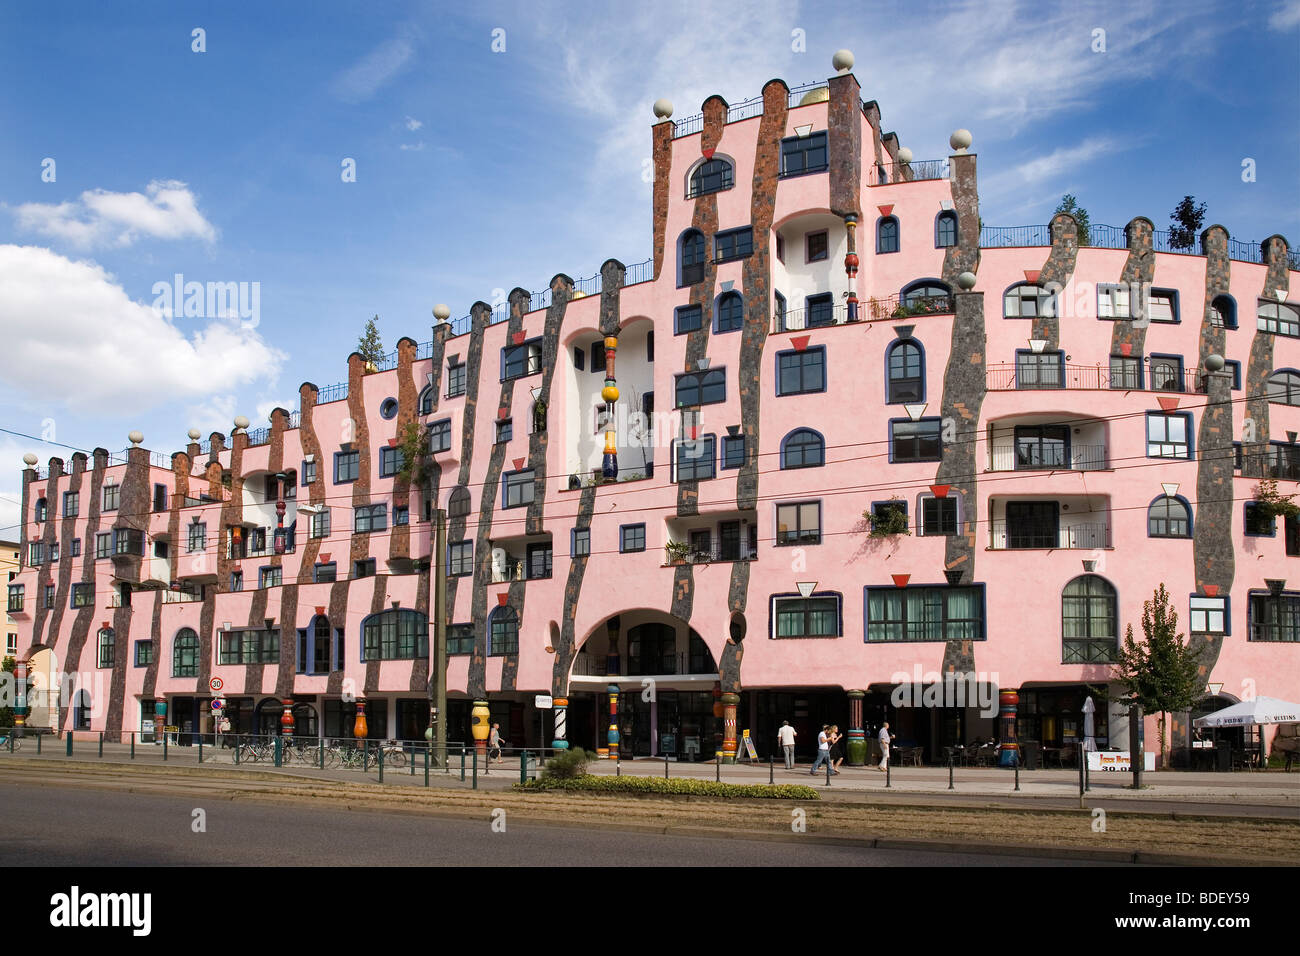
[600,336,619,479]
[353,698,369,741]
[551,696,569,750]
[471,698,490,758]
[721,692,739,763]
[998,688,1020,767]
[155,698,166,745]
[846,689,866,765]
[844,215,860,321]
[606,684,620,759]
[280,698,295,738]
[13,659,27,736]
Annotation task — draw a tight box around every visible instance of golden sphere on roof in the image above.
[798,87,829,106]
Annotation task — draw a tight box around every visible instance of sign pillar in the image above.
[846,689,866,765]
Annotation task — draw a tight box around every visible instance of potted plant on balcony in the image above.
[1251,478,1300,520]
[664,540,693,565]
[866,497,911,538]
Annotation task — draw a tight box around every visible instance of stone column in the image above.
[551,696,568,750]
[605,684,620,759]
[847,689,866,765]
[997,688,1020,767]
[721,692,739,763]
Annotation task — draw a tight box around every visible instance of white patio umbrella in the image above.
[1192,696,1300,728]
[1081,696,1097,752]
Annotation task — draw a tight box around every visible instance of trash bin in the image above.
[1214,740,1232,773]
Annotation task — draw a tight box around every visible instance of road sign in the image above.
[209,677,224,693]
[211,699,225,711]
[535,695,553,709]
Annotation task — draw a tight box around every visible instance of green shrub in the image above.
[516,774,819,800]
[540,748,592,781]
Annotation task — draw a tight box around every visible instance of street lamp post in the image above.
[430,507,447,767]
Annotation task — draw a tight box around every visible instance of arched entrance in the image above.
[22,647,58,731]
[567,610,720,759]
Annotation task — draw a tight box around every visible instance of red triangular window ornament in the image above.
[497,593,509,606]
[790,335,811,352]
[1157,396,1180,411]
[929,484,950,498]
[1203,584,1219,597]
[318,552,331,563]
[513,457,526,471]
[892,574,910,588]
[1023,270,1041,284]
[511,330,527,346]
[702,147,716,160]
[877,205,894,217]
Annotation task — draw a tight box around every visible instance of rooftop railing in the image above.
[984,221,1294,269]
[873,159,949,184]
[980,224,1051,248]
[672,81,827,139]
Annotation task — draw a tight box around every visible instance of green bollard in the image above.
[67,732,73,756]
[274,736,282,768]
[198,737,203,763]
[129,734,133,759]
[99,732,104,758]
[163,733,168,761]
[363,744,369,773]
[472,749,478,790]
[520,750,528,786]
[36,733,42,754]
[319,739,324,770]
[460,748,466,782]
[424,747,430,788]
[378,745,384,784]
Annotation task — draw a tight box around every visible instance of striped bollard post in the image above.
[551,697,568,750]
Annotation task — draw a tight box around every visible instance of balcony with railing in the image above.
[773,292,953,333]
[989,442,1108,473]
[871,159,950,185]
[987,362,1204,393]
[488,537,553,583]
[988,497,1111,551]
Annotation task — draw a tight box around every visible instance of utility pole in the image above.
[434,507,447,767]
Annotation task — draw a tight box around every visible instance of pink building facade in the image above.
[8,58,1300,767]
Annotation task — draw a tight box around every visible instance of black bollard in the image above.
[948,754,955,791]
[1014,760,1020,792]
[664,752,669,779]
[769,752,774,785]
[885,758,891,789]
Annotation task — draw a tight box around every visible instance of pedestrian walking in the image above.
[488,722,503,763]
[830,724,844,772]
[877,722,892,771]
[810,724,833,775]
[777,720,797,769]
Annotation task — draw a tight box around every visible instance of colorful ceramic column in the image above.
[280,697,295,738]
[601,336,619,479]
[847,689,866,765]
[721,693,739,763]
[606,685,620,759]
[13,659,27,735]
[844,214,859,321]
[353,698,369,741]
[998,688,1020,767]
[471,698,490,758]
[551,696,568,750]
[155,698,166,744]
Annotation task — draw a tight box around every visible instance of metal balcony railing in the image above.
[988,444,1108,472]
[490,560,551,584]
[980,224,1050,248]
[986,363,1203,392]
[872,159,950,184]
[666,546,756,565]
[988,521,1111,550]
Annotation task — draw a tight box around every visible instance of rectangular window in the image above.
[313,562,337,583]
[774,291,787,331]
[1150,354,1184,392]
[264,475,280,501]
[1014,425,1070,469]
[102,484,120,511]
[1190,596,1228,635]
[675,436,716,481]
[805,293,835,328]
[503,470,535,508]
[1109,356,1142,390]
[1096,283,1132,319]
[1258,301,1300,337]
[647,331,654,362]
[335,450,360,483]
[393,505,408,526]
[153,541,168,559]
[806,231,828,263]
[353,559,376,578]
[620,524,646,553]
[48,543,59,563]
[1244,503,1275,537]
[113,529,143,556]
[430,419,451,453]
[97,629,114,667]
[6,585,23,613]
[573,346,585,371]
[1146,288,1177,323]
[44,584,54,608]
[527,542,553,580]
[310,508,331,538]
[1224,360,1242,390]
[449,540,473,576]
[722,435,746,469]
[891,419,942,462]
[134,640,153,667]
[1005,284,1055,318]
[1248,591,1300,642]
[572,528,590,557]
[71,583,93,608]
[302,460,317,485]
[447,624,475,655]
[63,491,79,517]
[354,504,387,533]
[446,362,467,397]
[1146,412,1192,459]
[502,340,542,379]
[219,628,280,665]
[772,595,841,638]
[1015,350,1064,388]
[714,227,754,263]
[675,304,702,334]
[153,484,167,512]
[95,532,110,558]
[70,538,81,557]
[776,234,785,263]
[29,542,43,566]
[1288,514,1300,557]
[379,446,404,477]
[230,570,243,592]
[866,585,986,642]
[780,131,828,177]
[921,497,958,536]
[776,501,821,545]
[188,522,206,552]
[591,342,606,373]
[259,567,282,588]
[496,419,512,443]
[674,369,726,406]
[777,347,826,396]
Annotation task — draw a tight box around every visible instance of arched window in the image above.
[97,628,115,668]
[1061,576,1118,663]
[489,606,519,655]
[715,291,743,332]
[679,230,706,286]
[173,628,199,677]
[901,280,952,315]
[1210,295,1236,330]
[781,429,825,469]
[688,158,733,198]
[1003,282,1056,318]
[935,211,957,248]
[33,497,48,523]
[447,485,471,518]
[1267,370,1300,406]
[877,216,900,254]
[676,370,726,407]
[886,340,924,403]
[362,609,428,661]
[1147,496,1192,538]
[418,385,435,416]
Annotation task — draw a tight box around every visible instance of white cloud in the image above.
[11,179,218,250]
[0,245,286,416]
[332,31,417,103]
[981,136,1135,208]
[1270,0,1300,30]
[405,115,423,131]
[399,141,426,152]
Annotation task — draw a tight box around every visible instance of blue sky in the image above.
[1,0,1297,534]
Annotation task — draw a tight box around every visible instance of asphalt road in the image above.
[0,780,1126,867]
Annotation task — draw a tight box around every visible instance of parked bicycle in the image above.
[0,734,23,752]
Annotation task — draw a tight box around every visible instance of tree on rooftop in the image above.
[357,315,385,366]
[1168,196,1207,250]
[1054,194,1091,246]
